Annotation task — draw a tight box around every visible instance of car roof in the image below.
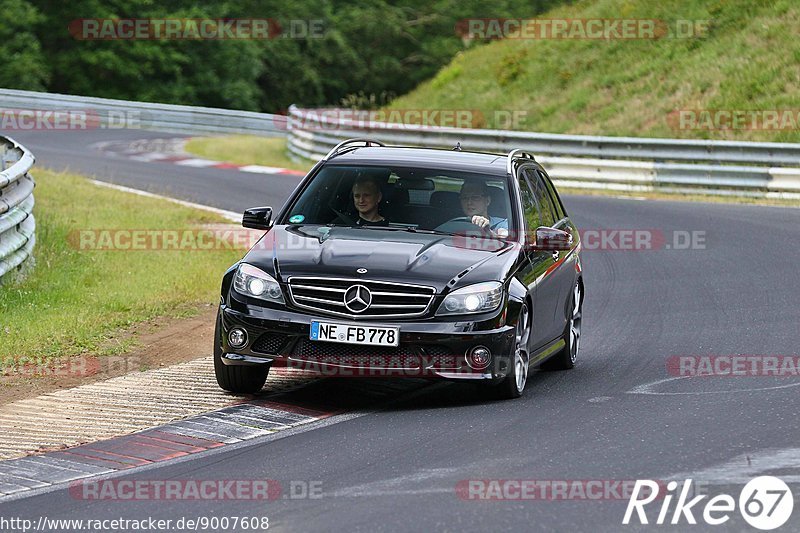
[325,146,510,175]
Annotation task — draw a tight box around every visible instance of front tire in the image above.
[495,303,531,400]
[213,309,270,393]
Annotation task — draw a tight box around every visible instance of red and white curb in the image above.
[92,137,306,177]
[0,398,335,498]
[0,378,436,500]
[0,351,333,498]
[131,153,305,176]
[0,357,321,463]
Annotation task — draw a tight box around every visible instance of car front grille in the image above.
[290,338,459,370]
[287,277,436,319]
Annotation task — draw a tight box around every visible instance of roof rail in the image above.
[506,149,536,175]
[324,138,386,160]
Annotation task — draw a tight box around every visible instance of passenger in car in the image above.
[352,176,389,226]
[459,181,509,237]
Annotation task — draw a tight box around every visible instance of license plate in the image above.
[310,321,399,347]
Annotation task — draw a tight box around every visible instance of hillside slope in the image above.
[388,0,800,142]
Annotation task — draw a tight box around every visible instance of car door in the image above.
[520,167,567,347]
[534,169,578,342]
[515,167,559,351]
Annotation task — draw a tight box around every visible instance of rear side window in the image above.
[524,169,557,228]
[517,170,541,233]
[538,170,566,221]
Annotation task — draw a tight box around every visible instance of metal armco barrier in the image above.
[0,136,35,283]
[0,88,287,136]
[286,106,800,199]
[2,89,798,198]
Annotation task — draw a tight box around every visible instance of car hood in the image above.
[243,225,517,293]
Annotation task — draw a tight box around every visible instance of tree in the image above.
[0,0,49,90]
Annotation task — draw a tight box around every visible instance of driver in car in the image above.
[459,181,509,238]
[352,176,388,226]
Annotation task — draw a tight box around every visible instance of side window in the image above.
[525,169,557,228]
[538,170,566,221]
[517,170,541,232]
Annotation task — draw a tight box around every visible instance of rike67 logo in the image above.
[623,477,794,530]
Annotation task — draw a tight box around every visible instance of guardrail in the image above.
[0,136,35,284]
[3,89,798,198]
[0,88,287,137]
[287,106,800,199]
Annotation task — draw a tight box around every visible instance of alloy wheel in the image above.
[514,303,531,393]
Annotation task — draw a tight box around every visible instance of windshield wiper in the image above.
[355,225,456,236]
[402,227,456,236]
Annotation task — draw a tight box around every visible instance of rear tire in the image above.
[494,303,530,400]
[542,281,582,371]
[213,309,270,393]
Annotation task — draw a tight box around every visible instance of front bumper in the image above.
[218,304,517,382]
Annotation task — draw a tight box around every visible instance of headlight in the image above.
[436,281,503,316]
[233,263,284,303]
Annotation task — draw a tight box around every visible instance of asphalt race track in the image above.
[3,129,800,532]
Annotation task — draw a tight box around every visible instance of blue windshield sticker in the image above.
[289,214,305,224]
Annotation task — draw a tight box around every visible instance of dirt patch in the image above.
[0,303,218,406]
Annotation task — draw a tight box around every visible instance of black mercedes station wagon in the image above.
[215,139,583,399]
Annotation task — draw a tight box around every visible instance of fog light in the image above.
[228,328,248,349]
[466,346,491,370]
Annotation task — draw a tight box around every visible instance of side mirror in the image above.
[242,207,273,230]
[529,226,573,252]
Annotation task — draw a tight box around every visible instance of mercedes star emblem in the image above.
[344,284,372,313]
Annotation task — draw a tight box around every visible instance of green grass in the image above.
[184,136,311,172]
[387,0,800,143]
[0,169,242,365]
[182,1,799,207]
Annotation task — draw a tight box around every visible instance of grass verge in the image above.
[0,168,243,365]
[184,135,311,172]
[388,0,800,143]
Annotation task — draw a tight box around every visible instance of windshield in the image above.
[280,165,515,237]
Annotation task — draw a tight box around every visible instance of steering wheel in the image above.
[329,205,356,225]
[434,216,493,235]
